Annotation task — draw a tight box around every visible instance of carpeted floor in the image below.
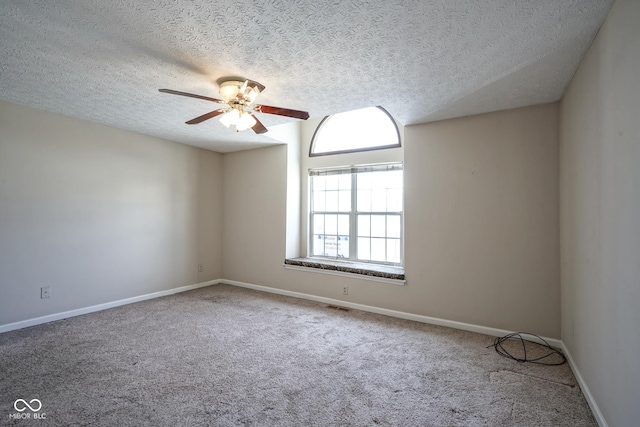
[0,284,595,426]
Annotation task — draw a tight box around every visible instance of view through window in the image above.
[310,106,400,156]
[309,164,403,265]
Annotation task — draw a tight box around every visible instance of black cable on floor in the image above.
[487,332,567,366]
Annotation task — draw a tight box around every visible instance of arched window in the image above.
[309,106,400,156]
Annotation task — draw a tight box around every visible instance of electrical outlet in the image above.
[198,264,203,272]
[343,286,348,295]
[41,286,51,299]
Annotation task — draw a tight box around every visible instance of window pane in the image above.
[387,239,401,263]
[338,214,349,235]
[387,188,402,212]
[325,214,337,235]
[357,173,372,190]
[326,175,339,190]
[371,171,388,189]
[371,188,386,211]
[358,237,370,261]
[338,174,351,190]
[338,190,351,212]
[357,189,371,212]
[324,235,337,257]
[387,215,401,238]
[310,107,400,156]
[326,191,338,211]
[387,170,403,189]
[313,191,325,212]
[357,215,370,237]
[313,214,324,234]
[371,215,386,238]
[310,165,403,265]
[371,238,386,261]
[338,236,349,258]
[313,175,325,191]
[313,234,324,255]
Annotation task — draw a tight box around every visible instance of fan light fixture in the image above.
[218,79,263,131]
[159,78,309,135]
[219,80,263,104]
[219,106,257,132]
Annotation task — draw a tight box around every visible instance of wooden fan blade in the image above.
[251,115,268,134]
[255,105,309,120]
[186,109,226,124]
[159,89,224,104]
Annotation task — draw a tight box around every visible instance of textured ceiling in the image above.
[0,0,613,153]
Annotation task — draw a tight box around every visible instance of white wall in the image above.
[560,0,640,425]
[222,103,560,338]
[0,101,223,326]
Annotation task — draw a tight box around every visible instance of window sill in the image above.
[284,257,406,285]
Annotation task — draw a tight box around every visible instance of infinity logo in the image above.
[14,399,42,412]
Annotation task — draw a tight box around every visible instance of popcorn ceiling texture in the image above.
[0,0,613,152]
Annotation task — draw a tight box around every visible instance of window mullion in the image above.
[350,173,357,261]
[309,176,314,257]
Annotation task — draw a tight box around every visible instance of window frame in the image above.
[309,106,401,157]
[308,163,404,267]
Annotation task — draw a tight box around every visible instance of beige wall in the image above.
[405,103,560,337]
[560,0,640,425]
[1,87,561,345]
[222,103,560,338]
[221,143,411,306]
[0,101,223,325]
[221,145,289,283]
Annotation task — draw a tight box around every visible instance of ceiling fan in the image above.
[159,79,309,134]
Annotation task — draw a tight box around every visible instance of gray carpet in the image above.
[0,284,595,426]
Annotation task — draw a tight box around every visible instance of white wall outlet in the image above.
[343,286,348,295]
[198,264,203,272]
[41,286,51,299]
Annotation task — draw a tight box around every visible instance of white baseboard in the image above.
[561,342,609,427]
[0,279,221,334]
[220,278,562,348]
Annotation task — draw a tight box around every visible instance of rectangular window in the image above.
[309,163,403,266]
